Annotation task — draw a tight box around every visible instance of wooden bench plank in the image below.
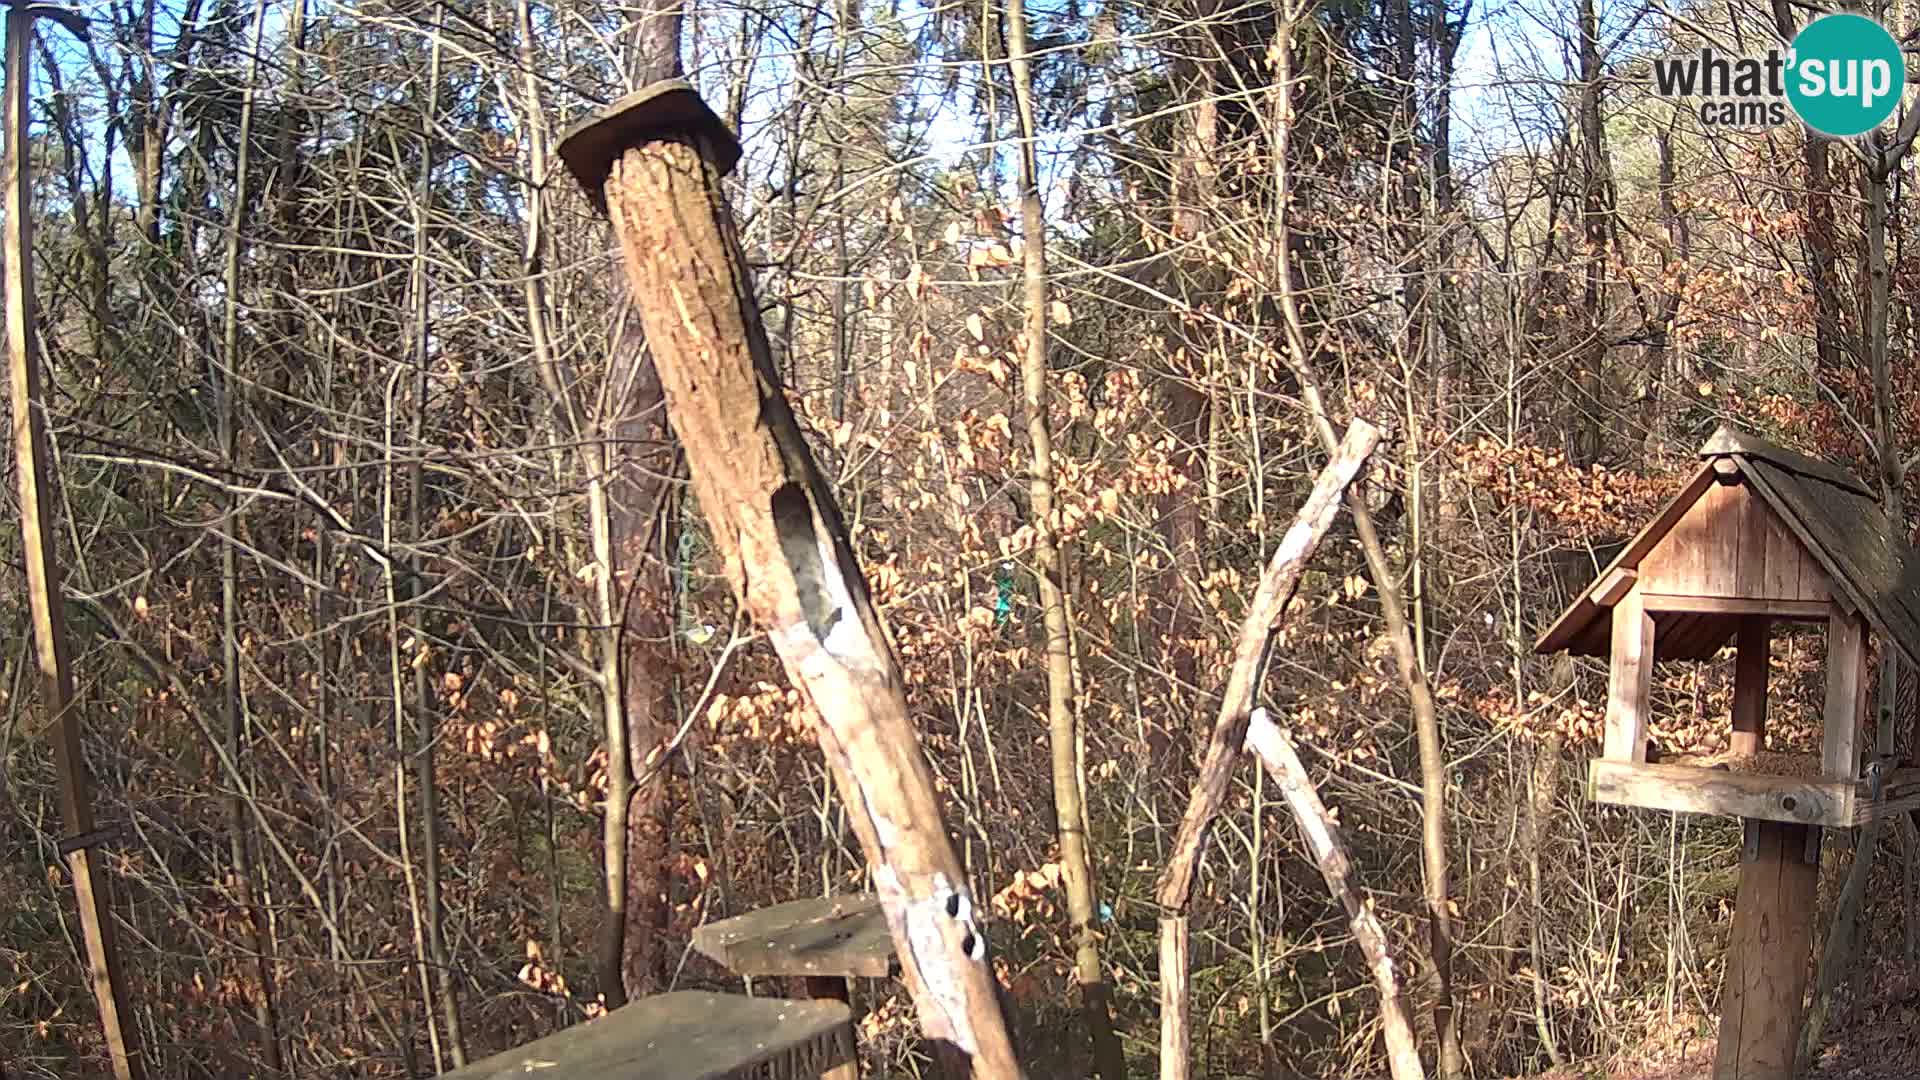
[443,992,854,1080]
[693,895,894,979]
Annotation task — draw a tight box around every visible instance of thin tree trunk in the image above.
[1525,734,1564,1065]
[1573,0,1608,466]
[1265,14,1462,1074]
[1801,147,1903,1078]
[4,8,144,1076]
[1002,2,1121,1076]
[1640,112,1683,461]
[217,0,283,1068]
[586,0,684,1009]
[406,7,465,1064]
[1770,0,1845,379]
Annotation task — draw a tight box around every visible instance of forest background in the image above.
[3,0,1919,1076]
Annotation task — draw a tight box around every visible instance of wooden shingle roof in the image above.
[1535,425,1920,668]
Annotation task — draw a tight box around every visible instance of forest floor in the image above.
[1521,971,1920,1080]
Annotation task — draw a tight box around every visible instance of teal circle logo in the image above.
[1787,14,1905,137]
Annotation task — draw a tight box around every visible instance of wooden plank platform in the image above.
[693,895,894,979]
[442,992,854,1080]
[1588,761,1920,827]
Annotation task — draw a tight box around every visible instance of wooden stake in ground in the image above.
[1154,418,1381,1080]
[3,6,144,1079]
[1244,709,1424,1080]
[557,83,1022,1079]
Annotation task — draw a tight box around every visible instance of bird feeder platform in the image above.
[1537,425,1920,1080]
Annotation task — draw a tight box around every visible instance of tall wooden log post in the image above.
[557,83,1023,1079]
[4,5,145,1079]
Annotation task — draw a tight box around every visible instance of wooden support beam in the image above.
[1823,616,1867,780]
[1244,710,1424,1080]
[1602,589,1655,762]
[1732,619,1771,758]
[1851,768,1920,824]
[1714,821,1818,1080]
[692,896,890,1080]
[440,992,854,1080]
[1150,420,1380,1080]
[1588,761,1848,827]
[1713,456,1742,481]
[691,895,892,979]
[1587,762,1920,827]
[1593,567,1637,607]
[1641,595,1831,620]
[4,8,141,1079]
[1158,916,1189,1080]
[795,977,858,1080]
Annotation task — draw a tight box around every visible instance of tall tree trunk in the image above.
[1801,137,1905,1075]
[1573,0,1608,466]
[1524,734,1564,1066]
[1640,110,1684,461]
[217,0,283,1068]
[1265,13,1461,1074]
[1004,3,1122,1076]
[609,317,677,1001]
[5,9,145,1076]
[407,7,465,1064]
[589,0,684,1006]
[1771,0,1846,381]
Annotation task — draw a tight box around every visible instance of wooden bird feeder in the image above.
[1537,425,1920,1080]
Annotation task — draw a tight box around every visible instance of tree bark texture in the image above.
[5,8,145,1077]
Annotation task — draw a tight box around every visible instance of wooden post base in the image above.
[1714,819,1819,1080]
[794,976,858,1080]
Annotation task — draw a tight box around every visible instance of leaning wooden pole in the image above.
[3,6,144,1079]
[1154,419,1381,1080]
[557,84,1023,1079]
[1244,708,1424,1080]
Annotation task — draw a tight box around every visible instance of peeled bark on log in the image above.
[1244,709,1425,1080]
[1154,418,1382,1080]
[572,112,1022,1078]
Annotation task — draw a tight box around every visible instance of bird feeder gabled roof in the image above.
[1535,425,1920,668]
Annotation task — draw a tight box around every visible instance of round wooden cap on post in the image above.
[557,79,743,212]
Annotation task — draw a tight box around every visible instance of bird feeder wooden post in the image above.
[555,82,1022,1079]
[1537,426,1920,1080]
